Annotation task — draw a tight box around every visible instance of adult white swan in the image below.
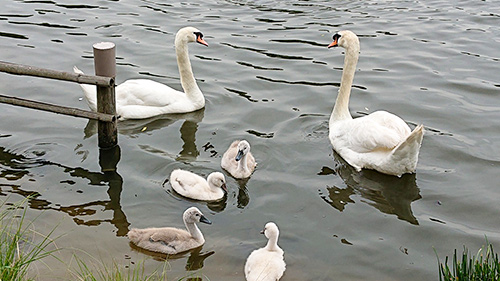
[245,222,286,281]
[170,169,227,201]
[74,26,208,120]
[327,30,424,177]
[127,206,211,254]
[221,140,257,179]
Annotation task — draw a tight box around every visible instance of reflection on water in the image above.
[85,109,204,162]
[118,109,204,136]
[2,0,500,279]
[0,147,32,180]
[129,243,214,271]
[176,117,201,162]
[0,144,130,236]
[319,151,421,225]
[235,178,250,209]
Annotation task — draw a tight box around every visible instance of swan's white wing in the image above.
[150,227,190,245]
[246,152,257,170]
[245,248,285,281]
[115,79,204,119]
[116,79,186,107]
[347,111,410,153]
[133,227,198,254]
[170,169,208,198]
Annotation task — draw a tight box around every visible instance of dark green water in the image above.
[0,0,499,280]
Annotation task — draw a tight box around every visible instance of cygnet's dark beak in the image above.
[200,215,212,225]
[221,183,228,193]
[235,150,244,161]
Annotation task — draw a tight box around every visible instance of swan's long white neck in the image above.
[175,38,204,104]
[330,45,359,124]
[185,221,204,242]
[265,232,280,252]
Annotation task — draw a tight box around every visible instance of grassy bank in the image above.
[0,197,204,281]
[0,198,59,280]
[437,239,500,281]
[3,197,500,281]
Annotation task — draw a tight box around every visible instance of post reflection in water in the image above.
[85,108,205,163]
[319,151,422,225]
[0,145,131,236]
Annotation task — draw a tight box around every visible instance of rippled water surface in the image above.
[1,0,500,280]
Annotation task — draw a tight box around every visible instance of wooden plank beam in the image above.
[0,61,114,87]
[0,94,116,122]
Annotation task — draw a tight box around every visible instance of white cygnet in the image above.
[221,140,256,179]
[245,222,286,281]
[170,169,227,201]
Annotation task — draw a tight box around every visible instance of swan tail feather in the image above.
[388,124,424,175]
[73,66,98,112]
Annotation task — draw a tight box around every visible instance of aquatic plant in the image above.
[72,255,166,281]
[71,253,207,281]
[0,197,204,281]
[0,197,60,281]
[437,239,500,281]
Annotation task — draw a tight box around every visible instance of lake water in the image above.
[1,0,500,280]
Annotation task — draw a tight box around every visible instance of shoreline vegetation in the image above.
[2,197,499,281]
[1,197,207,281]
[0,197,60,281]
[436,239,500,281]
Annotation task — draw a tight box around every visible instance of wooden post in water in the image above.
[93,42,117,149]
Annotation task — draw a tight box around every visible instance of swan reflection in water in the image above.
[319,151,421,225]
[235,177,250,209]
[129,243,215,271]
[84,108,205,162]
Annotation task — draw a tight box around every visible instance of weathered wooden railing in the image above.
[0,42,118,148]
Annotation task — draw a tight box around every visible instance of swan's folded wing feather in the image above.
[349,123,400,152]
[347,112,411,153]
[172,170,205,187]
[150,228,189,244]
[117,80,184,107]
[171,176,187,192]
[179,176,204,190]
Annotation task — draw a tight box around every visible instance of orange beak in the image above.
[327,38,338,48]
[197,37,209,47]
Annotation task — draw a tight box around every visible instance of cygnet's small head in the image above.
[235,140,251,162]
[207,172,227,193]
[176,26,209,46]
[327,30,359,51]
[260,222,279,239]
[184,206,211,225]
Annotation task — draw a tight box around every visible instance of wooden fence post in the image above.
[93,42,117,149]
